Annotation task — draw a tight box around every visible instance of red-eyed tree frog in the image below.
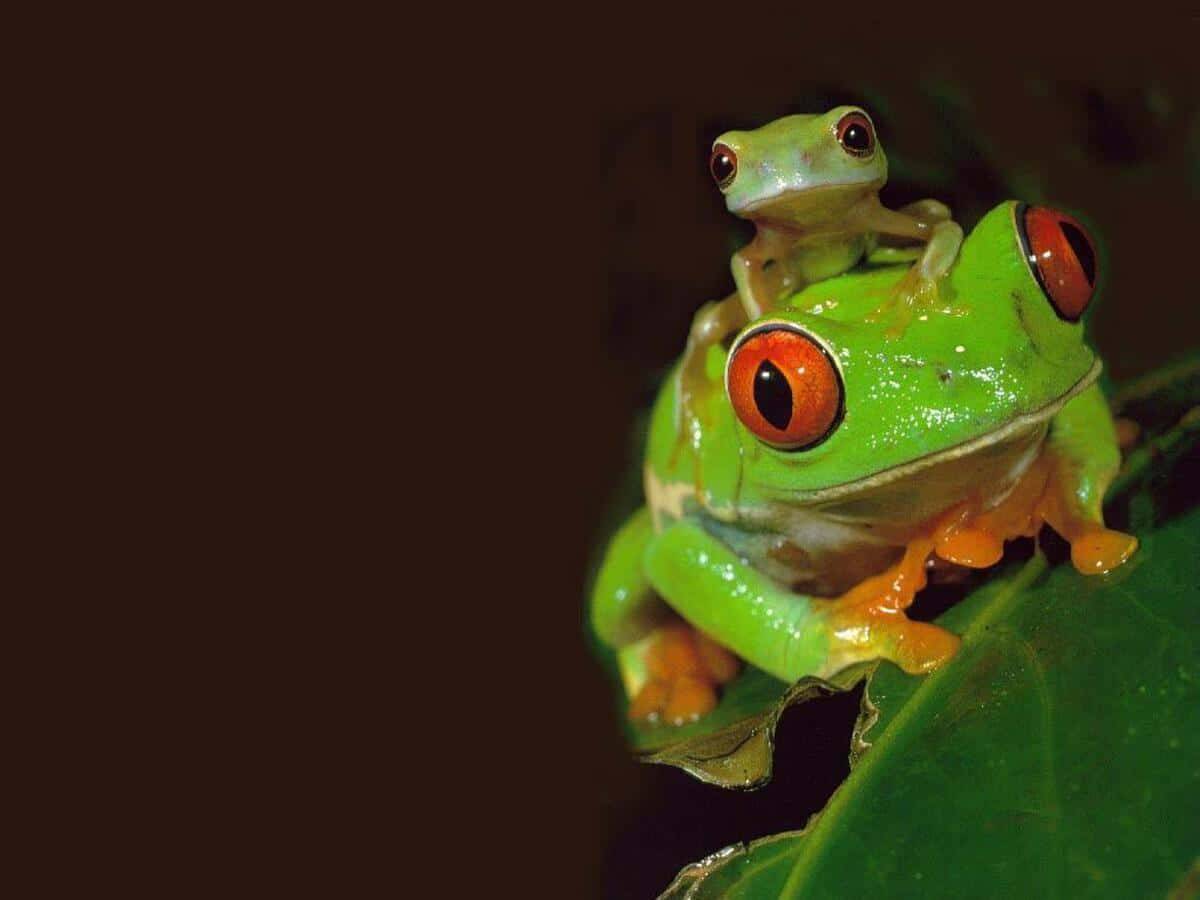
[592,201,1136,725]
[679,107,965,439]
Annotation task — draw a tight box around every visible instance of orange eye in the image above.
[1016,203,1097,321]
[726,324,844,450]
[709,143,737,189]
[835,111,875,157]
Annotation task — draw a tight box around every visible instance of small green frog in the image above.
[592,201,1136,725]
[680,107,964,441]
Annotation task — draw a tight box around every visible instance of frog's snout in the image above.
[1014,203,1098,323]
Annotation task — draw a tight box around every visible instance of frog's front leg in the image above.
[645,520,960,688]
[729,244,777,321]
[930,384,1138,576]
[897,198,952,223]
[1040,383,1138,574]
[853,199,964,336]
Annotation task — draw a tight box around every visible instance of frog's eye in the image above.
[1017,204,1097,322]
[710,143,737,189]
[726,324,844,451]
[835,111,875,158]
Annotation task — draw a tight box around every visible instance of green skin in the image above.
[678,106,963,468]
[712,106,960,310]
[592,201,1122,692]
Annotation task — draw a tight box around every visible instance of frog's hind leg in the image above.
[672,293,748,470]
[591,508,741,724]
[856,200,963,337]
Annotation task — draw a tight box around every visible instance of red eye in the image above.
[726,325,843,450]
[710,143,737,189]
[835,111,875,157]
[1017,204,1097,321]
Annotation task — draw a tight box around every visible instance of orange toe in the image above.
[1071,529,1138,575]
[936,527,1004,568]
[663,675,718,725]
[888,620,962,674]
[646,625,705,680]
[628,678,670,722]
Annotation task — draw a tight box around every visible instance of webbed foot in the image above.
[932,451,1138,577]
[625,624,740,725]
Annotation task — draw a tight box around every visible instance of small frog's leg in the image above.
[676,227,800,455]
[676,292,746,441]
[729,246,774,321]
[1039,384,1138,574]
[850,199,964,336]
[897,198,952,223]
[644,520,960,689]
[677,242,772,428]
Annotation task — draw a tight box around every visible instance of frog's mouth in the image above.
[741,179,885,226]
[787,358,1103,504]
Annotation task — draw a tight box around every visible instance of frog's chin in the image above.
[738,179,883,226]
[790,358,1103,504]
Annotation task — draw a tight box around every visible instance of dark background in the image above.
[475,35,1199,899]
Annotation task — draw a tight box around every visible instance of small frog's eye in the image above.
[1016,203,1097,321]
[710,143,737,189]
[835,111,875,158]
[726,324,844,450]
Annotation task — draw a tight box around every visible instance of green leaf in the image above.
[628,664,869,789]
[662,406,1200,897]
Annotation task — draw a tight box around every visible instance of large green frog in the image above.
[592,201,1137,725]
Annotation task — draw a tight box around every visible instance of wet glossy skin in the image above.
[679,108,964,467]
[662,204,1093,507]
[715,110,887,227]
[592,202,1137,725]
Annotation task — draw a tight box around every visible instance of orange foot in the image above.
[822,527,962,677]
[628,624,740,725]
[930,451,1138,577]
[812,449,1138,681]
[1064,525,1138,574]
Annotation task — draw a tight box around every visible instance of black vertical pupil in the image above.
[842,123,871,152]
[711,152,735,183]
[753,359,792,430]
[1059,221,1096,285]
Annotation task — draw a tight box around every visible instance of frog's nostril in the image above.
[1016,204,1097,322]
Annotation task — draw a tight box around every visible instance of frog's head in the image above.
[710,107,887,225]
[720,201,1101,497]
